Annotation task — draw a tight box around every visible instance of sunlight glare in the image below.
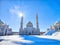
[18,12,23,17]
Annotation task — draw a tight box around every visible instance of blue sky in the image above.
[0,0,60,32]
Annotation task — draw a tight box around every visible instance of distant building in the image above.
[0,20,12,36]
[7,28,12,35]
[48,21,60,31]
[53,21,60,31]
[12,32,19,35]
[19,13,40,35]
[45,21,60,35]
[40,32,45,35]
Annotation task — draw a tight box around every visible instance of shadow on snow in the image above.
[12,35,60,45]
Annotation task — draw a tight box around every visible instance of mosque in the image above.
[47,21,60,31]
[44,21,60,35]
[19,13,40,35]
[0,20,12,36]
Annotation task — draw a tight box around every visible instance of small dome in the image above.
[54,21,60,27]
[26,21,33,27]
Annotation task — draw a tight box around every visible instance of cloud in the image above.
[9,9,15,15]
[9,6,20,15]
[9,5,23,18]
[14,6,20,10]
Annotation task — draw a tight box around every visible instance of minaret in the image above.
[36,13,39,29]
[36,13,40,34]
[19,16,23,35]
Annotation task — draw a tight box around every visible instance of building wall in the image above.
[19,27,40,35]
[0,23,12,36]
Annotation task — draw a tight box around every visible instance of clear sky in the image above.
[0,0,60,32]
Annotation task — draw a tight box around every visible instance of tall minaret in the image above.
[36,13,40,34]
[19,16,23,35]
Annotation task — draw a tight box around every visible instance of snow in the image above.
[0,32,60,45]
[35,32,60,40]
[0,35,34,45]
[52,32,60,40]
[44,30,56,35]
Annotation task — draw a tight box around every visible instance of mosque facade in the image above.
[19,13,40,35]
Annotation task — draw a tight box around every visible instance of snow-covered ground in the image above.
[0,35,34,45]
[0,32,60,45]
[35,32,60,40]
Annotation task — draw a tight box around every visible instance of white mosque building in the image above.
[19,13,40,35]
[44,21,60,35]
[0,20,12,36]
[47,21,60,31]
